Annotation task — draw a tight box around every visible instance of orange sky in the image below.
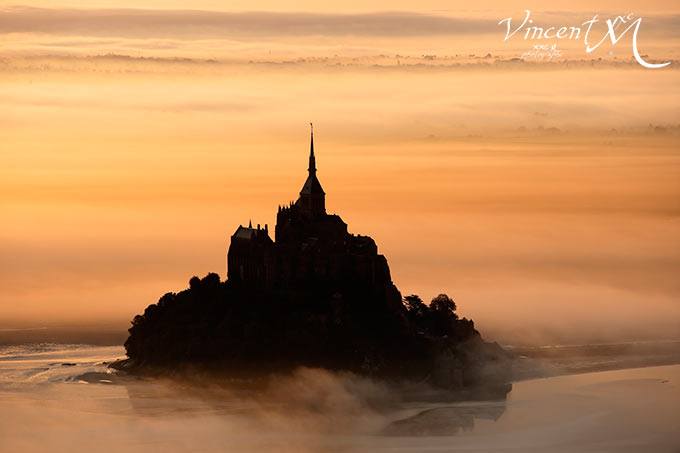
[5,0,680,12]
[1,1,679,344]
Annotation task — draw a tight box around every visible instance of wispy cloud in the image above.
[0,6,494,38]
[2,6,679,40]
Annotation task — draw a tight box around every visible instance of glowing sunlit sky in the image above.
[1,1,679,344]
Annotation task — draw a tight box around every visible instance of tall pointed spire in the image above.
[298,123,325,216]
[308,122,316,175]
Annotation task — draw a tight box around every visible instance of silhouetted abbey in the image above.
[228,126,389,290]
[120,126,511,392]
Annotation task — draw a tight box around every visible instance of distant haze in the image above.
[1,1,679,345]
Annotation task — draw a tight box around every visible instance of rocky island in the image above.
[118,127,512,392]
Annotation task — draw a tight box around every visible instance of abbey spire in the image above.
[308,122,316,175]
[297,123,325,216]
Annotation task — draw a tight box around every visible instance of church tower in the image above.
[296,123,326,217]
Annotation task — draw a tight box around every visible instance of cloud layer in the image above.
[2,6,679,40]
[0,7,494,38]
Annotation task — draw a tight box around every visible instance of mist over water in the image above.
[0,344,678,452]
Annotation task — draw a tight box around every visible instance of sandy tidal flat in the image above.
[0,344,678,452]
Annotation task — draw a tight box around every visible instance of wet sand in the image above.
[0,344,678,452]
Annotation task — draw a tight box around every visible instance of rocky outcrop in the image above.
[118,133,512,393]
[120,272,512,392]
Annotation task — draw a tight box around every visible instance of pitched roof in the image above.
[233,225,271,241]
[300,174,325,195]
[234,226,256,240]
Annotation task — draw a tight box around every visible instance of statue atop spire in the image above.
[308,122,316,175]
